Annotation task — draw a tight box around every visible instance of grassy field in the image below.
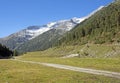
[18,44,120,72]
[19,56,120,72]
[1,44,120,82]
[1,60,120,83]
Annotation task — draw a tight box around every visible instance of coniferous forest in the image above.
[0,44,13,59]
[58,1,120,45]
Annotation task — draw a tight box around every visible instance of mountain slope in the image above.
[16,18,83,53]
[0,6,103,52]
[15,6,104,53]
[0,26,51,50]
[0,17,83,50]
[16,29,63,53]
[58,1,120,45]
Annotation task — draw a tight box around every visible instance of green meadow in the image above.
[0,44,120,83]
[0,59,120,83]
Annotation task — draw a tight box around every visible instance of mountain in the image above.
[16,18,85,53]
[57,0,120,45]
[16,6,104,53]
[0,6,103,53]
[0,26,51,50]
[0,17,84,50]
[16,29,64,53]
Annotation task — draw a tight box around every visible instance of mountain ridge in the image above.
[0,17,83,50]
[0,6,104,52]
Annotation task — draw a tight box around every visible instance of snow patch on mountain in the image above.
[26,27,51,39]
[25,19,80,39]
[71,17,85,24]
[46,22,57,27]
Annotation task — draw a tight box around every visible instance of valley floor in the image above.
[0,59,120,83]
[13,59,120,79]
[1,44,120,83]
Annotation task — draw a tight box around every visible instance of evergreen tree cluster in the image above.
[57,1,120,45]
[0,44,13,59]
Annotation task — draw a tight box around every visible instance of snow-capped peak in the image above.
[46,22,56,27]
[71,17,86,24]
[6,6,104,41]
[26,6,104,39]
[70,6,104,25]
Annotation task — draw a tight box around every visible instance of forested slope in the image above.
[58,1,120,45]
[0,44,13,59]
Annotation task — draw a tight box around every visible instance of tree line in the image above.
[0,44,18,59]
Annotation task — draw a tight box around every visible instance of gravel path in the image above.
[13,59,120,79]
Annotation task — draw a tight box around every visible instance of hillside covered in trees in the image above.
[57,0,120,45]
[0,44,13,59]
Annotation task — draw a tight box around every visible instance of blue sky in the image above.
[0,0,113,38]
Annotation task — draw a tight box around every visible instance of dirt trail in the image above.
[13,59,120,79]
